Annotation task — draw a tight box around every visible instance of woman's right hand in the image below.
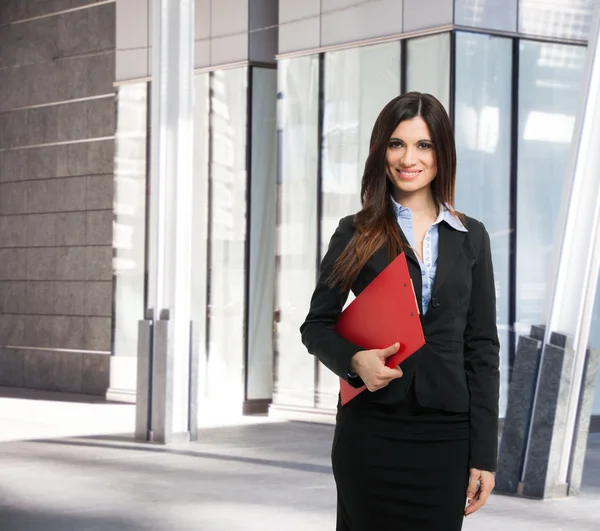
[349,343,404,392]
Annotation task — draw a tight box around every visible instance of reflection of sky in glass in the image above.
[520,0,595,41]
[456,104,500,153]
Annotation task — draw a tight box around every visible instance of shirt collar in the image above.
[390,195,468,232]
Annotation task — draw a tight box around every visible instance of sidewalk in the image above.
[0,389,598,531]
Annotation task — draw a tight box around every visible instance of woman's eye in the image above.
[418,143,432,150]
[389,141,402,149]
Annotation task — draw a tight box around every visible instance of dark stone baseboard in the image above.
[243,398,271,415]
[0,348,109,396]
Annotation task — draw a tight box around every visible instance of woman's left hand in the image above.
[464,468,495,516]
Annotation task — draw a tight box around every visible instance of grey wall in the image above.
[279,0,454,54]
[279,0,596,55]
[0,0,116,395]
[116,0,278,82]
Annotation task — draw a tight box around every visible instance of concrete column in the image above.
[497,3,600,498]
[135,0,196,443]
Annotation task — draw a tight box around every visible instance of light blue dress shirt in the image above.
[390,196,468,315]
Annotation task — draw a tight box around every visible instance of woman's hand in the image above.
[464,468,495,516]
[349,343,403,392]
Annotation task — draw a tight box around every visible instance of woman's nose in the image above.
[401,147,416,165]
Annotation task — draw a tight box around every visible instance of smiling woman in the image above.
[301,92,500,530]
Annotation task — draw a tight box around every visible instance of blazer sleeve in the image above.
[464,222,501,472]
[300,215,365,388]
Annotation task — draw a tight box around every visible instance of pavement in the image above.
[0,387,599,531]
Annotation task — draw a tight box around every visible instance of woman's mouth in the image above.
[395,169,422,179]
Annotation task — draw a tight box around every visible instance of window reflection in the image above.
[113,83,148,359]
[207,68,248,404]
[274,56,320,408]
[516,41,586,336]
[406,33,450,112]
[520,0,595,41]
[454,32,512,416]
[319,42,401,407]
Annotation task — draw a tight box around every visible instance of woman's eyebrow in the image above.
[389,137,433,143]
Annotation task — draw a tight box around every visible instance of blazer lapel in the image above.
[431,222,466,296]
[366,225,424,314]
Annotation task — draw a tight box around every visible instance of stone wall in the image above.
[0,0,115,395]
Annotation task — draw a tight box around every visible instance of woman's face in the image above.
[385,116,437,198]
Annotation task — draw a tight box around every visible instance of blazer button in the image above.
[431,297,440,308]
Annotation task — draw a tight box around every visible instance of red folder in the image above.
[335,252,425,405]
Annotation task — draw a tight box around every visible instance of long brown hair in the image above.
[327,92,457,291]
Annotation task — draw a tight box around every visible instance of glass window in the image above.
[454,32,512,416]
[274,55,320,408]
[519,0,595,41]
[516,41,586,336]
[455,0,517,32]
[191,73,210,399]
[592,287,600,415]
[247,67,278,401]
[207,67,248,406]
[319,41,401,408]
[406,33,450,112]
[113,83,148,359]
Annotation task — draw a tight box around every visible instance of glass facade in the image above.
[274,55,320,408]
[113,83,149,359]
[112,27,600,419]
[515,41,586,336]
[207,67,249,405]
[318,42,401,407]
[406,33,451,111]
[454,32,513,415]
[272,32,600,418]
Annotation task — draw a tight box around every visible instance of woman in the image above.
[300,92,499,530]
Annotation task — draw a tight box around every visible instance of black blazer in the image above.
[300,214,500,471]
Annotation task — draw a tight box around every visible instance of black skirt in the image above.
[331,383,470,531]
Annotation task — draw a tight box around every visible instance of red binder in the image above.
[335,252,425,405]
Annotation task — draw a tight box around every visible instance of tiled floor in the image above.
[0,388,598,530]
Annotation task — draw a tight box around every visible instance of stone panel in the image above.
[57,101,89,142]
[85,316,112,351]
[25,0,107,20]
[85,245,113,281]
[86,210,113,245]
[0,249,28,280]
[320,0,404,47]
[55,177,87,212]
[87,97,116,139]
[25,281,56,315]
[27,179,58,213]
[56,246,86,280]
[81,352,110,394]
[0,215,28,247]
[27,146,59,181]
[404,0,453,32]
[279,0,320,24]
[28,106,59,146]
[55,211,86,246]
[54,281,86,315]
[0,314,26,345]
[0,182,28,215]
[0,150,27,182]
[0,281,27,314]
[85,281,113,316]
[86,175,114,210]
[51,350,83,393]
[0,348,25,387]
[52,315,86,349]
[22,349,53,390]
[26,213,57,247]
[25,247,57,280]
